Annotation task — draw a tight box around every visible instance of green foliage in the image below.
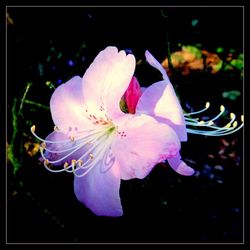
[230,55,243,70]
[216,47,224,53]
[191,19,199,27]
[222,90,241,100]
[182,45,202,59]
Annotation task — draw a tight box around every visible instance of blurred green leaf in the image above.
[230,59,243,70]
[182,45,202,59]
[216,47,224,53]
[191,19,199,27]
[222,90,241,100]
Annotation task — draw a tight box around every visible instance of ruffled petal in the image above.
[50,76,91,132]
[82,46,136,120]
[74,159,123,217]
[168,153,195,176]
[136,80,187,141]
[112,114,181,180]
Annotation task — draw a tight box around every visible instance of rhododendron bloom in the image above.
[31,46,220,217]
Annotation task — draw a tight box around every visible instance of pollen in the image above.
[241,115,244,123]
[220,105,225,112]
[31,125,36,133]
[77,160,83,166]
[54,125,59,131]
[71,159,77,167]
[233,121,238,127]
[230,113,236,119]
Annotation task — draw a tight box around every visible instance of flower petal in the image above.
[73,159,123,217]
[136,80,187,141]
[145,50,169,80]
[168,153,195,176]
[50,76,91,132]
[82,46,136,119]
[112,114,181,180]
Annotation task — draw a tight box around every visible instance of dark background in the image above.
[6,6,243,243]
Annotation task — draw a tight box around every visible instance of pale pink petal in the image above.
[136,80,187,141]
[168,153,195,176]
[112,114,181,180]
[124,76,142,114]
[74,160,123,217]
[82,46,136,120]
[50,76,91,132]
[145,50,169,80]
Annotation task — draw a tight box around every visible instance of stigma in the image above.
[184,102,244,136]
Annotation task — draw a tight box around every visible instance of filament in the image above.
[185,103,243,136]
[34,123,116,177]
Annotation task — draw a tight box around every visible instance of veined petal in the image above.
[167,153,195,176]
[50,76,91,132]
[136,80,187,141]
[112,114,181,180]
[82,46,136,120]
[74,159,123,217]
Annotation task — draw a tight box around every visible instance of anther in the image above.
[205,102,210,108]
[41,142,46,149]
[220,105,225,112]
[208,121,214,126]
[89,154,94,160]
[64,162,69,168]
[77,160,83,166]
[230,113,236,119]
[70,136,75,141]
[71,159,77,167]
[31,125,36,133]
[241,115,244,123]
[54,125,59,131]
[44,159,49,166]
[233,121,238,127]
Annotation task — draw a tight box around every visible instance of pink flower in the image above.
[31,46,195,217]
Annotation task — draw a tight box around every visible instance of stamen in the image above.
[185,103,243,136]
[31,125,36,133]
[184,102,210,116]
[38,123,117,176]
[54,126,59,131]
